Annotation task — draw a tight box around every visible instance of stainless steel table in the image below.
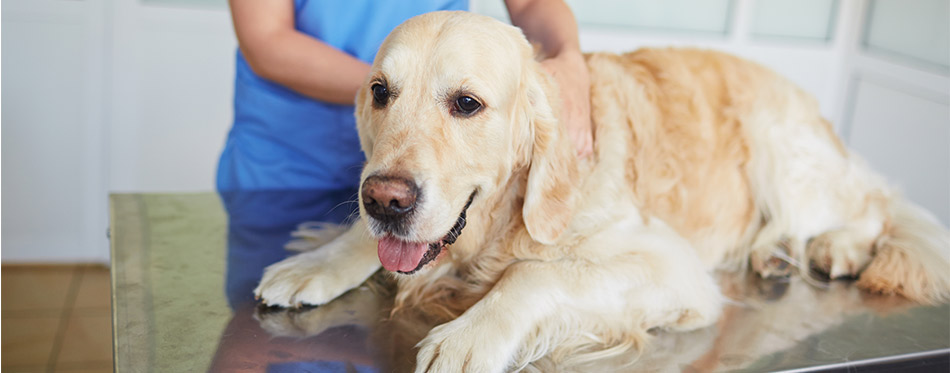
[110,191,950,372]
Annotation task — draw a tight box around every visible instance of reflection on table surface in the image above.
[226,273,950,372]
[110,191,950,372]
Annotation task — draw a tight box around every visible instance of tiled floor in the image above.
[2,264,112,373]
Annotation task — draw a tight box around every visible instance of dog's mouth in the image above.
[377,191,476,275]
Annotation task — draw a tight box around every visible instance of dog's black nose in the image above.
[361,175,419,223]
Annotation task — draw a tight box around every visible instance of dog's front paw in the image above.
[255,250,363,308]
[415,317,519,373]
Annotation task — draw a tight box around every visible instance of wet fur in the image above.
[256,11,950,372]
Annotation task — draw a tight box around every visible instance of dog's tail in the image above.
[857,198,950,304]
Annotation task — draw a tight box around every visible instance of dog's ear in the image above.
[520,65,579,245]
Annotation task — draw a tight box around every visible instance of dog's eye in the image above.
[372,83,389,107]
[454,96,481,116]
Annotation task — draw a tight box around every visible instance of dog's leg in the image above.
[741,102,894,280]
[749,174,884,282]
[414,226,721,372]
[255,220,381,307]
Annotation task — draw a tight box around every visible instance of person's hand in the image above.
[541,49,593,158]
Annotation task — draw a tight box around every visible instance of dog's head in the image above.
[355,11,578,274]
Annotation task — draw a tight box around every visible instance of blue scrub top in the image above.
[217,0,469,191]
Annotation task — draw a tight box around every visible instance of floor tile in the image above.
[2,266,77,314]
[1,317,62,366]
[72,266,111,312]
[0,365,47,373]
[53,361,113,372]
[55,314,112,365]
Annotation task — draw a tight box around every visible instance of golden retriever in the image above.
[255,11,950,372]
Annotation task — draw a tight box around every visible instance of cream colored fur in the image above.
[255,11,950,372]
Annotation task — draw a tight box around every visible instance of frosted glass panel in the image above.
[473,0,734,34]
[472,0,510,21]
[568,0,732,34]
[863,0,949,70]
[141,0,225,8]
[847,79,950,225]
[751,0,836,41]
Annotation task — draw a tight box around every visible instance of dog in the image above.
[255,11,950,372]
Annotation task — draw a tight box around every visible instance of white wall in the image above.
[3,0,111,262]
[2,0,947,262]
[108,2,236,192]
[2,0,236,262]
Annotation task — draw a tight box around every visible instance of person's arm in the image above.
[229,0,370,105]
[505,0,593,157]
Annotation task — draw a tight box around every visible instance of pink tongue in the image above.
[377,236,430,272]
